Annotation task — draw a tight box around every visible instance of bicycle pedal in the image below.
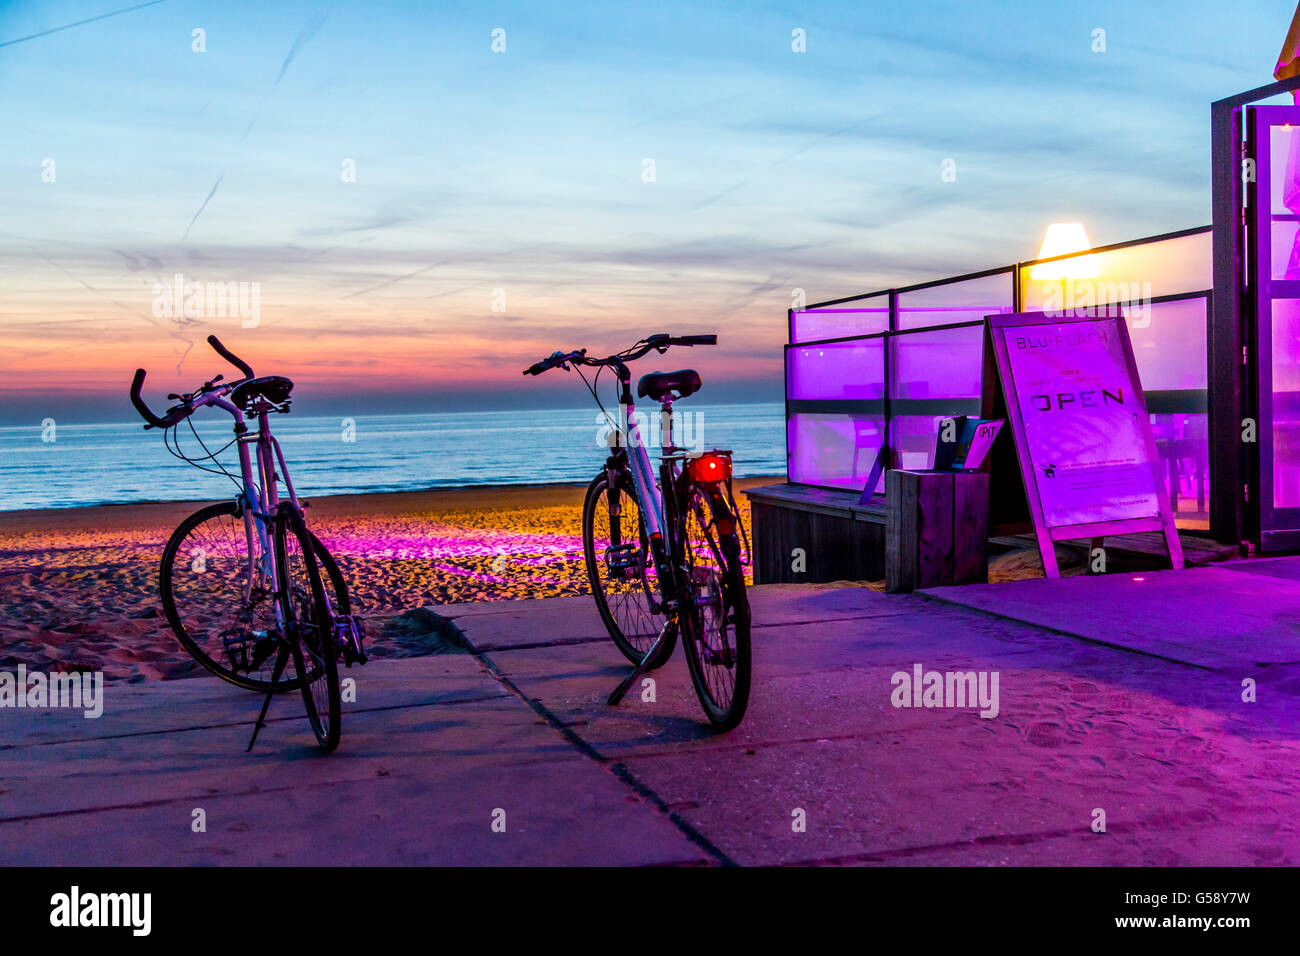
[605,543,642,577]
[223,631,273,674]
[249,635,279,671]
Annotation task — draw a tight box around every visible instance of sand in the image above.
[0,479,779,683]
[0,476,1069,684]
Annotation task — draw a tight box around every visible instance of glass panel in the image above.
[788,413,884,492]
[1149,412,1209,530]
[889,324,984,400]
[786,339,885,401]
[1019,231,1211,311]
[1122,297,1207,391]
[1272,299,1300,509]
[791,296,889,343]
[895,272,1013,331]
[888,415,944,470]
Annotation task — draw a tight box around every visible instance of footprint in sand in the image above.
[1025,721,1068,748]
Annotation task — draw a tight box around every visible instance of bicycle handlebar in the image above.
[207,334,254,378]
[130,368,190,429]
[522,333,716,376]
[130,335,257,429]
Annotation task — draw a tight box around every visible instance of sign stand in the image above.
[988,308,1184,578]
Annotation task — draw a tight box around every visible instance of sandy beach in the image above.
[0,476,1074,685]
[0,479,772,683]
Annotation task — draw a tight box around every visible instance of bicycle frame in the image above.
[605,368,691,611]
[184,390,305,621]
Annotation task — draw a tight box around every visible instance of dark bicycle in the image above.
[130,335,366,753]
[524,333,751,729]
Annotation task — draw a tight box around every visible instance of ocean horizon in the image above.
[0,402,786,512]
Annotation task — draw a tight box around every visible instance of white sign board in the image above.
[1000,318,1159,527]
[988,309,1183,578]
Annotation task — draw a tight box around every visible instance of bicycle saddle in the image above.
[231,375,294,410]
[637,368,701,402]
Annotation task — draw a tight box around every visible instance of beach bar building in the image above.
[748,73,1300,583]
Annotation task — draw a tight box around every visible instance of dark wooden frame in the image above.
[988,309,1184,577]
[1211,75,1300,550]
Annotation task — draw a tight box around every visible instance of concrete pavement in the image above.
[3,563,1300,865]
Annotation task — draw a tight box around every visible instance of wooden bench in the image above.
[743,483,886,584]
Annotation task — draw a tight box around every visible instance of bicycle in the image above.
[523,333,752,729]
[129,335,366,753]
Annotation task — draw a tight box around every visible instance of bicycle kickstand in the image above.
[607,617,676,706]
[246,641,291,752]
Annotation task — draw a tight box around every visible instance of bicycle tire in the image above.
[582,469,675,669]
[160,501,302,693]
[679,482,751,730]
[276,504,341,753]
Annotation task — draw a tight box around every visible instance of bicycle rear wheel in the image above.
[276,504,340,753]
[679,482,751,729]
[582,469,674,669]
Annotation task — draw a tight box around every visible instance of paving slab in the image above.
[923,565,1300,669]
[1,654,504,748]
[0,656,711,865]
[0,698,711,865]
[1220,555,1300,582]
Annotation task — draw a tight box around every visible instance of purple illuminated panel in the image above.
[788,413,885,492]
[890,324,984,400]
[787,338,885,490]
[1150,413,1210,528]
[791,296,889,343]
[787,338,885,401]
[1123,298,1207,390]
[895,272,1013,331]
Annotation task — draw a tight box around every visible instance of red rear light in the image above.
[689,453,731,483]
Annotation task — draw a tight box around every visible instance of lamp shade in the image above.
[1029,222,1098,280]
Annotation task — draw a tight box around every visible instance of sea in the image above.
[0,403,786,511]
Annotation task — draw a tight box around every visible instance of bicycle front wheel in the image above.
[276,504,341,753]
[680,482,751,730]
[161,501,300,693]
[582,469,673,669]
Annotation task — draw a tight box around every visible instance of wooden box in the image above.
[886,469,989,593]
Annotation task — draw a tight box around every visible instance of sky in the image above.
[0,0,1295,423]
